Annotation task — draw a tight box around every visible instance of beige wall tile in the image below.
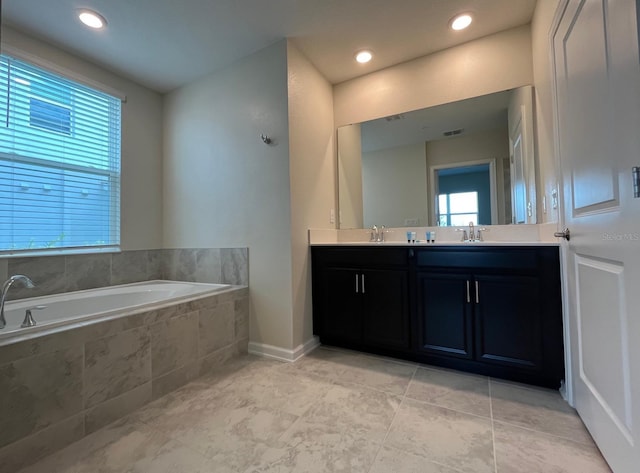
[84,327,151,408]
[150,311,198,378]
[0,346,83,448]
[84,382,152,435]
[198,302,234,356]
[0,414,84,473]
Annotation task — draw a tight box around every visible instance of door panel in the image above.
[361,269,410,350]
[575,256,633,442]
[552,0,640,470]
[320,267,362,343]
[416,272,473,359]
[474,275,542,370]
[561,0,619,214]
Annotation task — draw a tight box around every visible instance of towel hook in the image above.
[261,134,272,145]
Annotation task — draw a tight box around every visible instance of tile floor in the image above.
[18,347,612,473]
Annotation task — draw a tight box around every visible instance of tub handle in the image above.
[21,305,46,328]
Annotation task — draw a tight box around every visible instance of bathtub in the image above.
[0,280,231,343]
[0,279,249,472]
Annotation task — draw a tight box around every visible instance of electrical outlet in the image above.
[330,209,335,224]
[404,218,419,226]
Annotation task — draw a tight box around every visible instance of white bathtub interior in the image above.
[0,280,232,342]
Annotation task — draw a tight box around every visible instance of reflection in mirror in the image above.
[435,163,493,226]
[337,86,536,229]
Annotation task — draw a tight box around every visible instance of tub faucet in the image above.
[0,275,36,329]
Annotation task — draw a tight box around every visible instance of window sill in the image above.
[0,246,121,259]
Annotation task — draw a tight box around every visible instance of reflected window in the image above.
[438,191,478,226]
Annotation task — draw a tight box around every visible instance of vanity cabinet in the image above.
[312,245,564,388]
[311,248,410,352]
[414,247,563,386]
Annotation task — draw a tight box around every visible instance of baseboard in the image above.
[248,336,320,362]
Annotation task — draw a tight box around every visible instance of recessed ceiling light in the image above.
[450,13,473,31]
[355,50,373,64]
[77,9,107,29]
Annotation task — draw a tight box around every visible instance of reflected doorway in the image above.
[430,161,498,226]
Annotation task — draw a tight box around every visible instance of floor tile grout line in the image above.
[490,417,598,447]
[366,364,418,473]
[402,392,493,421]
[378,444,470,473]
[489,376,562,395]
[489,378,498,473]
[333,376,413,398]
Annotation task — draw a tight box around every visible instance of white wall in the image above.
[337,124,364,228]
[286,41,335,348]
[163,41,295,350]
[532,0,562,224]
[362,142,428,227]
[2,26,164,250]
[334,25,534,127]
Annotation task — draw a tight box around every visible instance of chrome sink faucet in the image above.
[456,222,488,242]
[370,225,378,242]
[0,275,35,329]
[370,225,385,242]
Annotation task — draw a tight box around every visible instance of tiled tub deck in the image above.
[0,284,249,473]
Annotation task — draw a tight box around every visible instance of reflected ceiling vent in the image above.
[385,114,405,122]
[443,128,464,137]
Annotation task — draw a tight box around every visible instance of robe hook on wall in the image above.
[261,134,272,145]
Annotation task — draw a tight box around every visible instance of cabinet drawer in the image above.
[312,247,408,268]
[416,248,538,270]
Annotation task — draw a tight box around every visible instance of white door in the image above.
[508,85,537,224]
[552,0,640,471]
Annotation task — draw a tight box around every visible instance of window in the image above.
[0,54,121,254]
[29,97,72,135]
[438,191,479,226]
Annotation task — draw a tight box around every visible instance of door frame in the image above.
[548,0,574,406]
[428,158,498,226]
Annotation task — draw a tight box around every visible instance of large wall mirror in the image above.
[337,86,537,229]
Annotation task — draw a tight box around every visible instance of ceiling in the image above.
[2,0,537,93]
[360,90,511,153]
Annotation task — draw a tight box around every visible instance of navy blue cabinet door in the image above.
[361,269,410,350]
[416,272,474,359]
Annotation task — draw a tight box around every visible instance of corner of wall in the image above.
[286,42,335,348]
[531,0,563,224]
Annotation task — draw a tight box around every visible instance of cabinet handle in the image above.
[355,274,359,293]
[475,281,479,304]
[466,280,470,303]
[361,274,365,293]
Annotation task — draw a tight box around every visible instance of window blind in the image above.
[0,54,121,254]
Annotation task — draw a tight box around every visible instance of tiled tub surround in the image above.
[0,247,249,301]
[0,285,250,473]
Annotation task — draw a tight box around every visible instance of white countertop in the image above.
[308,224,561,247]
[310,241,560,247]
